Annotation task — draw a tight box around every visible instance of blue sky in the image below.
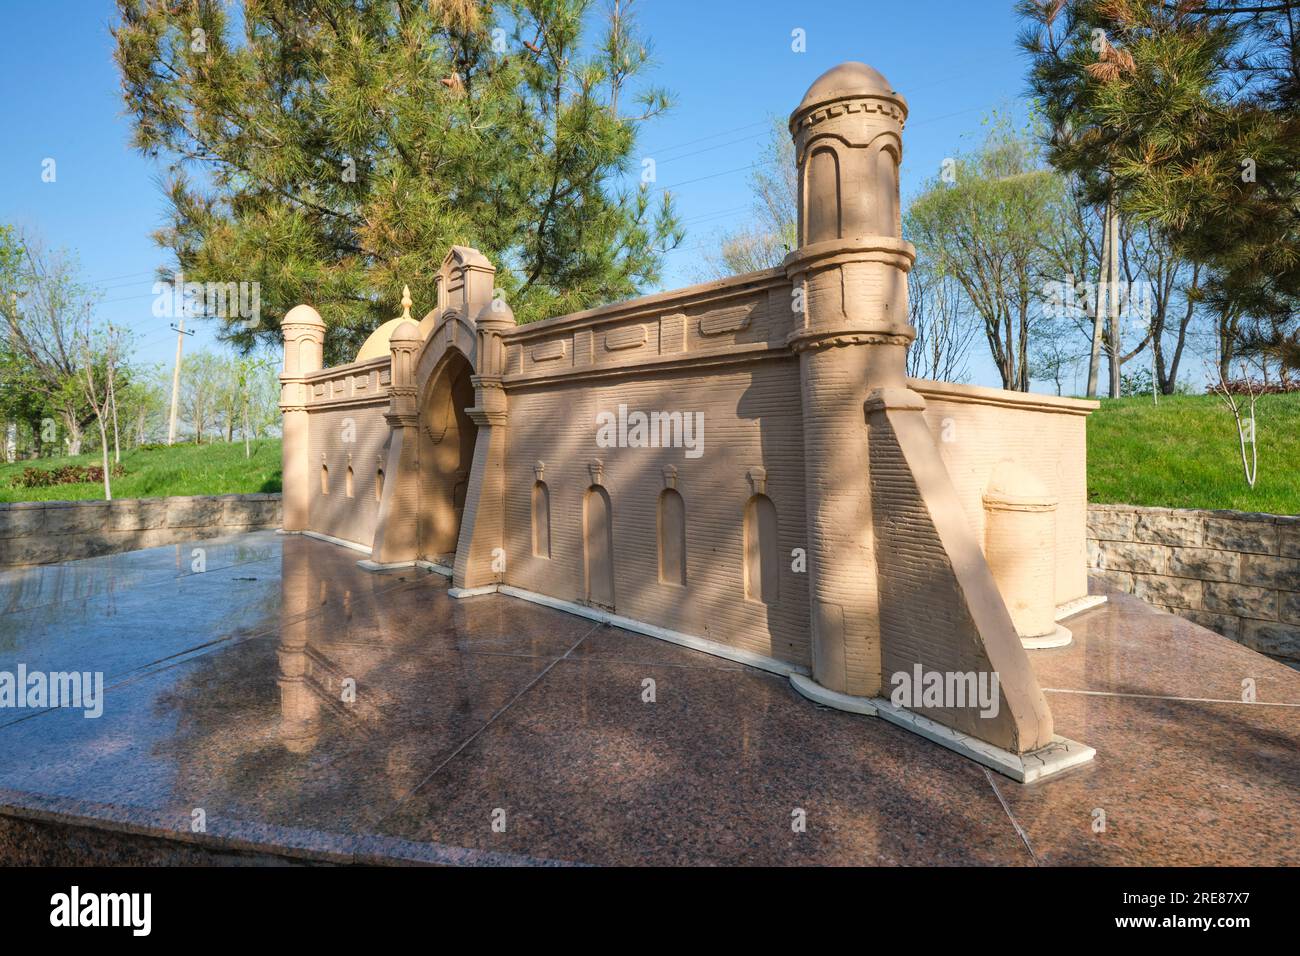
[0,0,1034,387]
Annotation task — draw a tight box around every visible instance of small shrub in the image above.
[12,464,125,488]
[1207,379,1300,395]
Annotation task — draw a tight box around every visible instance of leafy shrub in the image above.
[1208,380,1300,395]
[12,464,125,488]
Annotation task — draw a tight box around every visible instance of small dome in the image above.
[390,319,421,343]
[474,298,516,327]
[283,303,324,327]
[355,317,422,362]
[796,61,895,114]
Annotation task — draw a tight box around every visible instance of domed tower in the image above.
[785,64,1056,758]
[786,62,914,379]
[280,304,326,532]
[785,63,915,697]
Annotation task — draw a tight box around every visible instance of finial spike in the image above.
[400,284,412,320]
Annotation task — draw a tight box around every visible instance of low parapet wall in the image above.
[0,494,283,567]
[1088,504,1300,661]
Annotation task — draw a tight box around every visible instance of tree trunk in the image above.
[96,416,112,500]
[1107,201,1122,398]
[1086,194,1113,397]
[64,414,83,456]
[108,364,121,463]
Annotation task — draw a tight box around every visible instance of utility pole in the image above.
[167,319,194,445]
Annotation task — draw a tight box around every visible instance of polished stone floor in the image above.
[0,531,1296,865]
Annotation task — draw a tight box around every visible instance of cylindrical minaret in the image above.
[279,304,326,532]
[785,63,915,697]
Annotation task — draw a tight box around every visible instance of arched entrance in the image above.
[418,350,477,563]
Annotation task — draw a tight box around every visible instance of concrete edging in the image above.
[0,494,282,567]
[1088,503,1300,661]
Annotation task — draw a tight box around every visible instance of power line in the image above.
[81,268,158,285]
[652,129,772,165]
[649,119,772,159]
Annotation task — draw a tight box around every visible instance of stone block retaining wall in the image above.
[0,494,282,567]
[1088,504,1300,661]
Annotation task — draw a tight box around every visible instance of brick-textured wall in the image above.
[0,494,282,567]
[1088,504,1300,661]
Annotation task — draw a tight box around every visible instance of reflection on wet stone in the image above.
[0,531,1295,865]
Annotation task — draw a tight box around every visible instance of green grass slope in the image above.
[0,439,282,503]
[1087,393,1299,514]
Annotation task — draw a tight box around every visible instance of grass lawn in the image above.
[0,393,1295,514]
[0,439,282,503]
[1087,393,1299,514]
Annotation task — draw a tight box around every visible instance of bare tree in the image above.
[0,233,99,454]
[76,321,123,500]
[698,117,798,279]
[906,116,1063,391]
[907,267,977,382]
[180,350,223,444]
[1208,357,1261,490]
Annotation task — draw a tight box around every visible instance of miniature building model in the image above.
[281,62,1099,779]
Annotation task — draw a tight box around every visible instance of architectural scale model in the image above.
[280,62,1101,781]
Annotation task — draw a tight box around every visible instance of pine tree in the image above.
[113,0,682,363]
[1019,0,1300,371]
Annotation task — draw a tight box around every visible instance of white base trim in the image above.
[415,560,454,578]
[870,696,1095,783]
[1022,624,1073,649]
[496,584,808,679]
[786,675,1095,782]
[789,674,878,715]
[357,559,415,571]
[301,530,372,555]
[449,584,500,598]
[1055,594,1107,621]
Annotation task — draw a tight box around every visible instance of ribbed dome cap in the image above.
[795,61,895,114]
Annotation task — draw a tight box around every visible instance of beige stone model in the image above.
[280,62,1099,780]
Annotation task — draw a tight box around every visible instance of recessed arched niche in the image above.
[320,462,329,496]
[657,488,686,586]
[743,493,779,604]
[583,485,615,609]
[875,143,900,236]
[532,480,551,559]
[804,145,841,243]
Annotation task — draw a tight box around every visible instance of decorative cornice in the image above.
[790,94,908,135]
[782,236,915,278]
[787,331,914,354]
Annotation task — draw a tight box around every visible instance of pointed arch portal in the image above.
[417,349,477,562]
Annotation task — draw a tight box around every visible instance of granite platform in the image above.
[0,531,1295,865]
